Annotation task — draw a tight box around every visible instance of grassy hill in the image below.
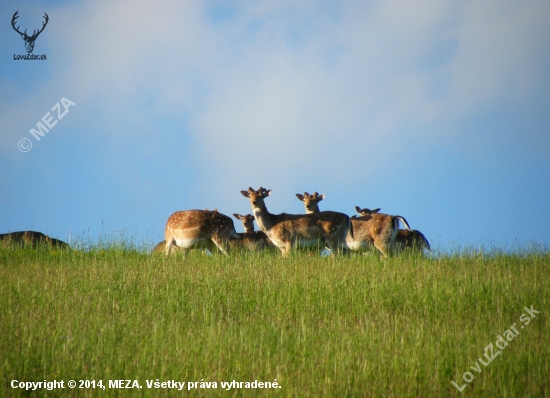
[1,245,548,397]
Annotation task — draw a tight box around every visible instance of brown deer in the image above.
[164,209,240,256]
[232,214,272,251]
[355,207,430,254]
[241,187,350,256]
[295,192,333,256]
[295,193,410,257]
[350,206,412,256]
[296,192,326,213]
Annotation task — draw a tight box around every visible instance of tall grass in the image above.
[1,244,548,397]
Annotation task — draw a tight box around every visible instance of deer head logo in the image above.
[11,11,49,54]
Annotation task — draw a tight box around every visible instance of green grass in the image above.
[1,244,548,397]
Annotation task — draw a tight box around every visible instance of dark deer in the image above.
[0,231,69,249]
[11,11,49,54]
[355,207,430,254]
[164,209,240,256]
[232,214,272,251]
[241,187,350,256]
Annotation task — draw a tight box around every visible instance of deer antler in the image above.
[11,11,49,39]
[11,11,25,36]
[30,13,49,39]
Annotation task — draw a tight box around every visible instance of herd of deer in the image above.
[154,187,430,258]
[1,187,429,257]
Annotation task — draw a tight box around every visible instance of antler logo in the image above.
[11,11,49,54]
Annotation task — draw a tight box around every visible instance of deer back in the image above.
[267,211,348,242]
[165,210,238,241]
[350,213,396,243]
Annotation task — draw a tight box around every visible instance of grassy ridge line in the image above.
[0,246,548,397]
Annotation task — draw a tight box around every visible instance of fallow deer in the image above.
[164,209,240,256]
[295,192,332,256]
[349,206,412,256]
[355,207,430,254]
[153,208,218,255]
[296,192,326,214]
[232,214,272,251]
[295,193,411,257]
[0,231,69,249]
[241,187,350,256]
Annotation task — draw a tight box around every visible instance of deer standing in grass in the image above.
[354,207,430,254]
[164,209,240,256]
[241,187,350,256]
[0,231,69,249]
[231,214,272,251]
[296,192,411,257]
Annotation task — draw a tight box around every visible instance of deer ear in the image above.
[355,206,362,214]
[233,214,242,220]
[372,208,381,214]
[296,194,304,201]
[241,190,250,198]
[319,194,326,201]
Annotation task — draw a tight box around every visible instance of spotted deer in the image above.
[348,206,412,256]
[355,207,430,254]
[164,209,240,256]
[295,192,333,256]
[295,193,411,256]
[232,214,272,251]
[296,192,326,213]
[241,187,350,256]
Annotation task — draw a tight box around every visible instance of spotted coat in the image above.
[164,209,240,256]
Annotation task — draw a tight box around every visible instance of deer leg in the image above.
[373,239,389,258]
[165,236,174,255]
[211,237,230,256]
[280,242,292,257]
[326,235,347,256]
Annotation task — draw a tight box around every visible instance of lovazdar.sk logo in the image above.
[11,10,48,60]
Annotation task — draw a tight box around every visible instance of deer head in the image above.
[296,191,325,214]
[233,213,256,233]
[12,11,49,54]
[354,206,381,216]
[240,187,271,210]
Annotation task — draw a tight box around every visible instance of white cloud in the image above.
[2,0,549,199]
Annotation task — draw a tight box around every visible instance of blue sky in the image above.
[1,0,549,251]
